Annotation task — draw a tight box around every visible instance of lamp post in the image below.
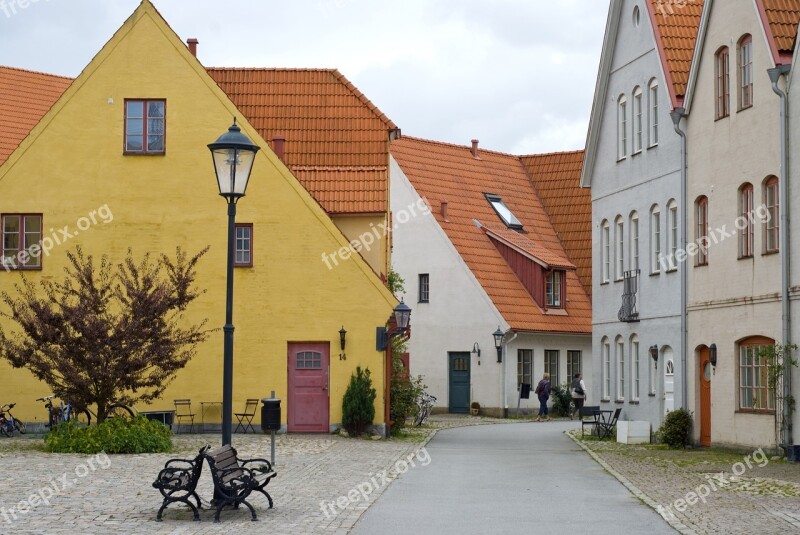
[208,118,260,446]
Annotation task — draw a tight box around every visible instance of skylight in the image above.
[485,193,523,229]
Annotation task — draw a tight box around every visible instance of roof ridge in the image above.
[0,65,74,80]
[398,135,521,159]
[519,149,585,159]
[206,67,338,73]
[328,69,398,131]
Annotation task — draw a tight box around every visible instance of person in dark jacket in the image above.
[570,373,587,419]
[534,373,552,422]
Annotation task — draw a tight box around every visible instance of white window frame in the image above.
[630,212,639,271]
[630,335,640,401]
[618,95,628,160]
[616,336,625,401]
[649,346,657,395]
[667,200,678,271]
[615,217,624,281]
[648,79,659,147]
[633,87,643,154]
[602,338,611,400]
[738,35,753,110]
[650,206,661,274]
[601,220,610,283]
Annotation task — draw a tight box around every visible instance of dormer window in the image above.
[485,194,522,229]
[545,270,565,308]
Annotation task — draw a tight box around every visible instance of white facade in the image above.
[391,156,591,416]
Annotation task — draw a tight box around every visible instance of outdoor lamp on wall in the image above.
[709,343,717,368]
[376,299,412,351]
[493,327,504,363]
[208,118,260,447]
[339,326,347,351]
[471,342,481,366]
[649,345,659,369]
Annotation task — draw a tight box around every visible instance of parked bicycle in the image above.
[413,391,436,427]
[36,395,135,427]
[0,403,26,436]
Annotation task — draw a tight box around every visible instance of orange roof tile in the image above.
[207,68,398,215]
[761,0,800,55]
[0,66,72,166]
[648,0,704,101]
[519,151,591,298]
[480,222,575,270]
[391,137,591,335]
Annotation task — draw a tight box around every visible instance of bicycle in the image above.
[413,391,436,427]
[36,395,134,427]
[0,403,26,436]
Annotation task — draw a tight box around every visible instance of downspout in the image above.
[502,330,518,418]
[768,64,792,450]
[670,108,688,412]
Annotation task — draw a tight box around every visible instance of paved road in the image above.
[351,421,676,535]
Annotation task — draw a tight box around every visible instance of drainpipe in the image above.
[502,330,518,418]
[670,108,688,412]
[768,64,792,451]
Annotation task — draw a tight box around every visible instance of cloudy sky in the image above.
[0,0,609,155]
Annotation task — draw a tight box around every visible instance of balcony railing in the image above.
[618,269,640,323]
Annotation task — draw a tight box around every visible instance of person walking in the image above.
[534,373,552,422]
[570,373,587,419]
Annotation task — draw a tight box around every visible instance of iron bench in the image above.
[153,445,209,521]
[204,444,277,522]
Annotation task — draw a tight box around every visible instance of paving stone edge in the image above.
[566,431,700,535]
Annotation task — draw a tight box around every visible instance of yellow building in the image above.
[0,1,398,433]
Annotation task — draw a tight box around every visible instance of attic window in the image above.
[485,194,522,229]
[124,99,165,154]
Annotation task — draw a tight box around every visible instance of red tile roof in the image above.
[391,137,591,334]
[519,151,591,298]
[207,68,398,214]
[761,0,800,55]
[648,0,705,101]
[0,66,72,166]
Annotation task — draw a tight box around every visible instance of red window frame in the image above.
[715,47,730,119]
[545,270,565,309]
[764,177,779,254]
[739,184,754,258]
[695,196,709,266]
[738,35,753,110]
[2,214,43,271]
[124,99,166,155]
[234,223,253,268]
[737,336,775,414]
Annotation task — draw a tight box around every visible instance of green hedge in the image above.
[45,416,172,454]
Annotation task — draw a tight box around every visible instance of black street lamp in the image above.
[493,327,504,363]
[208,118,260,446]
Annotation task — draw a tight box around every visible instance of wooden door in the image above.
[699,346,712,446]
[448,352,470,413]
[287,343,330,432]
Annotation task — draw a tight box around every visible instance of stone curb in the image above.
[566,431,699,535]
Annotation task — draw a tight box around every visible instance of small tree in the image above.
[389,335,426,433]
[342,366,376,435]
[0,246,212,422]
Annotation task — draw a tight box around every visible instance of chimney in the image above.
[471,139,479,158]
[272,135,286,162]
[187,38,199,57]
[441,200,449,221]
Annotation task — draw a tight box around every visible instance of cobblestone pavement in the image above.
[572,432,800,535]
[0,415,509,535]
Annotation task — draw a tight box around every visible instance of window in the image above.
[616,336,625,400]
[615,216,624,281]
[649,346,657,395]
[602,338,611,400]
[618,95,628,159]
[739,337,776,412]
[544,350,559,387]
[633,5,641,26]
[764,177,779,253]
[630,335,640,401]
[715,47,730,119]
[296,351,322,369]
[545,270,564,308]
[567,350,582,382]
[738,35,753,110]
[739,183,754,258]
[648,79,659,147]
[234,223,252,267]
[633,87,643,153]
[485,194,522,229]
[630,212,639,271]
[418,273,430,303]
[518,349,533,389]
[601,220,610,283]
[650,205,661,274]
[2,214,42,270]
[695,196,709,266]
[124,99,165,154]
[667,200,678,271]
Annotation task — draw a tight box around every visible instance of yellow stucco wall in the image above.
[331,214,389,280]
[0,3,396,428]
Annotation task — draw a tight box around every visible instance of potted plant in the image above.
[470,401,480,416]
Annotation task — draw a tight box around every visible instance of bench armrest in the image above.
[164,458,199,469]
[153,467,193,490]
[241,458,273,472]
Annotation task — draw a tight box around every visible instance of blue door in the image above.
[448,352,470,413]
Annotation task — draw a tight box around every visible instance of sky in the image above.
[0,0,609,155]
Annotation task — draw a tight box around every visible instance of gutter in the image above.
[670,108,688,412]
[768,64,792,450]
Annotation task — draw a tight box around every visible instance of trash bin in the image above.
[520,383,532,399]
[261,398,281,432]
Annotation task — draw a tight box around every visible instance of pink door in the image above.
[287,343,330,432]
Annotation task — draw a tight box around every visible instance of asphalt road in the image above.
[350,421,676,535]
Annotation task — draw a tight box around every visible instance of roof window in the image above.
[485,193,523,229]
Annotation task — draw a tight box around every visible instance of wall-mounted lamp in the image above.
[493,327,504,363]
[376,299,412,351]
[649,345,659,369]
[338,326,347,361]
[471,342,481,366]
[709,343,717,368]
